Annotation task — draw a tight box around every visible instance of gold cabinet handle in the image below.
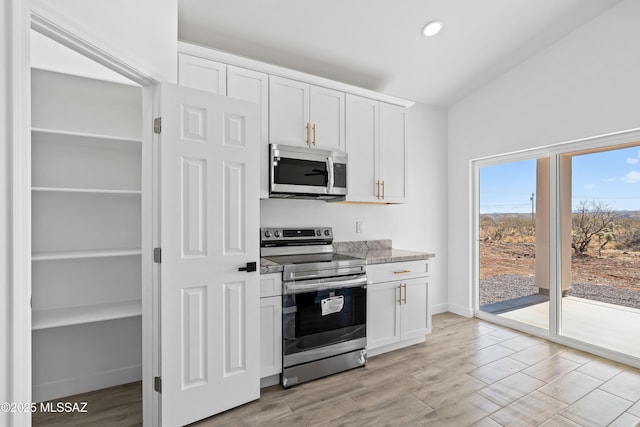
[381,180,385,200]
[312,124,316,146]
[398,284,403,304]
[402,283,407,304]
[376,180,381,199]
[306,123,310,146]
[393,269,411,274]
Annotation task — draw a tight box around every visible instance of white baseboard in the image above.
[33,364,142,403]
[447,304,474,317]
[431,303,449,315]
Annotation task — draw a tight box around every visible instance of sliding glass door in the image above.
[558,145,640,358]
[478,156,549,331]
[475,136,640,362]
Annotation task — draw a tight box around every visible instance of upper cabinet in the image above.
[178,53,226,95]
[346,95,407,203]
[379,103,407,203]
[269,76,345,151]
[177,42,412,202]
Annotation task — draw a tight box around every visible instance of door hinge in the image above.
[154,376,162,393]
[153,247,161,263]
[153,117,162,134]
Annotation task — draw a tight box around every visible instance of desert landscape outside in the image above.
[478,145,640,315]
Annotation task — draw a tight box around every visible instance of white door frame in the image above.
[10,7,160,426]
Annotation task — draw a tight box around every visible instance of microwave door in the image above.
[271,156,329,195]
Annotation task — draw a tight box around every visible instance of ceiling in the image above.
[178,0,621,106]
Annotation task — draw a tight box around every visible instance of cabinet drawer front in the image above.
[260,273,282,298]
[367,260,429,283]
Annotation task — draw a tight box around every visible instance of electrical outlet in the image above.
[356,220,363,233]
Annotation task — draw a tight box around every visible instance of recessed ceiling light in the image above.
[422,20,444,37]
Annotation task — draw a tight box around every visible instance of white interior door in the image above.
[159,83,260,426]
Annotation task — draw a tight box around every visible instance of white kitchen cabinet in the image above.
[178,56,271,199]
[178,53,226,95]
[270,75,345,151]
[346,95,379,202]
[260,273,282,386]
[367,281,401,349]
[346,94,407,203]
[260,296,282,379]
[31,68,143,402]
[227,65,270,199]
[366,261,430,356]
[379,103,407,203]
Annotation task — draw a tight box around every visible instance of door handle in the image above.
[238,262,257,272]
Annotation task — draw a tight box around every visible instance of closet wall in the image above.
[31,68,143,402]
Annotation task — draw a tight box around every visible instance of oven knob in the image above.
[274,231,281,238]
[264,231,271,238]
[316,230,321,236]
[324,229,331,236]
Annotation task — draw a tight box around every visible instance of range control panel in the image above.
[260,227,333,244]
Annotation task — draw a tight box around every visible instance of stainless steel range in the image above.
[260,227,367,388]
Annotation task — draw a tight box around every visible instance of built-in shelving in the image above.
[32,127,142,144]
[32,186,142,195]
[32,300,142,330]
[32,249,142,262]
[31,67,143,403]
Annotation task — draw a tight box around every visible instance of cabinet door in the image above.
[379,102,407,203]
[227,66,269,199]
[178,53,227,95]
[260,296,282,378]
[401,278,428,340]
[366,281,401,350]
[269,75,309,147]
[346,94,379,202]
[309,85,345,151]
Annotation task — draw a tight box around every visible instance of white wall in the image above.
[31,0,177,83]
[1,0,11,412]
[447,0,640,315]
[261,102,449,312]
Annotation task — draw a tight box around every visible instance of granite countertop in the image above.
[260,239,434,274]
[350,247,435,265]
[260,257,283,274]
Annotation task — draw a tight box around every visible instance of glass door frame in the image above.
[472,128,640,370]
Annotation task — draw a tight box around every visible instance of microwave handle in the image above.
[326,157,334,193]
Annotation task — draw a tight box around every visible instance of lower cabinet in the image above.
[366,261,430,356]
[260,296,282,378]
[260,273,282,386]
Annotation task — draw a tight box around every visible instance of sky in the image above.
[480,145,640,213]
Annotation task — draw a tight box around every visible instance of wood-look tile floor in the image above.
[33,313,640,426]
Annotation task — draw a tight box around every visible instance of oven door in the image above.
[270,144,347,196]
[282,275,366,366]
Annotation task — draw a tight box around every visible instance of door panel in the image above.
[226,66,269,199]
[178,54,226,95]
[379,103,407,203]
[310,85,345,151]
[159,83,260,426]
[366,281,401,350]
[269,76,309,147]
[346,95,379,202]
[402,278,428,340]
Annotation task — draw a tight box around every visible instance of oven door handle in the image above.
[284,275,367,293]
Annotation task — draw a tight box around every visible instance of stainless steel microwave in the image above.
[269,144,348,201]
